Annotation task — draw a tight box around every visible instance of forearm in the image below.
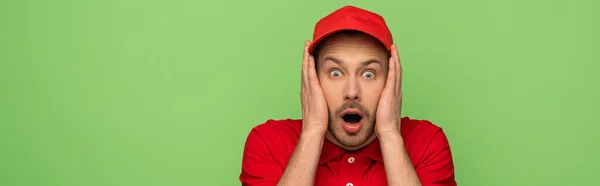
[379,131,421,186]
[277,132,324,186]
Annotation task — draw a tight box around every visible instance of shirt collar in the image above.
[360,137,383,162]
[318,137,383,165]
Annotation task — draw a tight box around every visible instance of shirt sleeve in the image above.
[239,128,283,186]
[416,130,457,186]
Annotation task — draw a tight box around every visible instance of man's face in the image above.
[315,32,389,150]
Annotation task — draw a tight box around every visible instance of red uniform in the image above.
[240,117,457,186]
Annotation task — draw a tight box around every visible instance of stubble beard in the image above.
[327,101,376,149]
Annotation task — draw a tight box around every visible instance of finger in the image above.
[307,55,319,87]
[385,49,396,93]
[302,40,311,87]
[391,44,402,94]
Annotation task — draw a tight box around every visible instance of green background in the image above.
[1,0,598,185]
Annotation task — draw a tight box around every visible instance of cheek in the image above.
[319,80,343,107]
[360,80,386,110]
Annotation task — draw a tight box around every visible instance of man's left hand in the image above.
[375,44,403,137]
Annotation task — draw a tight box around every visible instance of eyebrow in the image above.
[323,56,382,68]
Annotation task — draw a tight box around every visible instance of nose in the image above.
[344,77,360,101]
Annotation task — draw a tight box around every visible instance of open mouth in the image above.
[341,112,363,124]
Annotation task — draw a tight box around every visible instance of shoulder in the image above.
[239,119,304,182]
[242,119,303,162]
[400,117,456,184]
[400,116,445,139]
[248,118,303,140]
[400,117,452,163]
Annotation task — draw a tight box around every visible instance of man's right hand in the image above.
[300,40,329,136]
[275,41,330,186]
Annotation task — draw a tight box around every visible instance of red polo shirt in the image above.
[239,117,456,186]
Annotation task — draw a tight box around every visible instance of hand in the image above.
[300,40,329,136]
[375,44,403,136]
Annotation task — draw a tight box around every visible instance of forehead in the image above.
[315,31,388,62]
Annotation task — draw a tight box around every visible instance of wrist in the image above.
[301,121,327,137]
[377,128,402,141]
[300,129,326,140]
[297,130,325,155]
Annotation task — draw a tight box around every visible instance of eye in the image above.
[330,70,342,78]
[362,71,374,79]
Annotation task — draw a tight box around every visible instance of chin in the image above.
[329,121,375,149]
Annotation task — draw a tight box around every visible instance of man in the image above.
[239,5,456,186]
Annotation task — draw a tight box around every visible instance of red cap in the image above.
[308,5,394,54]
